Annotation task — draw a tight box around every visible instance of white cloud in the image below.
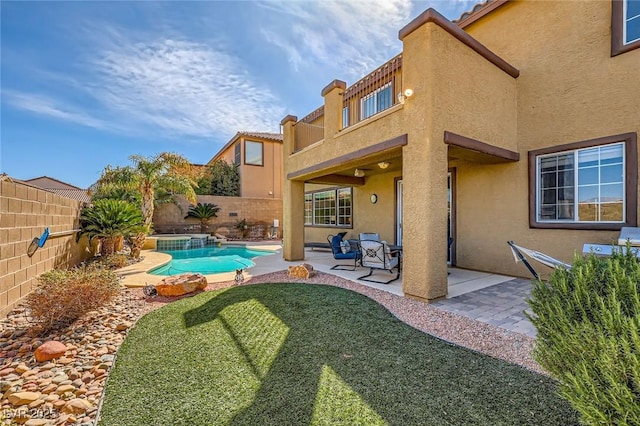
[89,36,285,137]
[261,0,413,80]
[5,25,286,140]
[3,91,107,130]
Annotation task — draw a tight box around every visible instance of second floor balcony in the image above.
[292,54,404,153]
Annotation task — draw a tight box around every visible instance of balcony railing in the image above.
[342,53,403,129]
[294,106,324,152]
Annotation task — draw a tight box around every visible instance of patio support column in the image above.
[281,115,305,261]
[399,16,449,301]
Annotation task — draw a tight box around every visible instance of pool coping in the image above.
[117,242,283,288]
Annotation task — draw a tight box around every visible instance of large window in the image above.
[612,0,640,55]
[360,83,393,120]
[244,141,263,166]
[529,133,637,229]
[304,188,352,227]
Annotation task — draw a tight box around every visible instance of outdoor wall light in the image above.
[378,161,390,169]
[354,168,365,178]
[397,88,414,104]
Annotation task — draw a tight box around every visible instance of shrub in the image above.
[101,254,130,270]
[527,246,640,425]
[26,265,121,335]
[184,202,220,232]
[79,199,144,257]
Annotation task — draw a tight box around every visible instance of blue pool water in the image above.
[150,246,274,276]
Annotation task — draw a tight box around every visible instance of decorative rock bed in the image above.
[0,290,144,425]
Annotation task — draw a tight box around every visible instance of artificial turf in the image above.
[98,283,578,425]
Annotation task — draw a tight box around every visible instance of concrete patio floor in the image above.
[118,243,536,337]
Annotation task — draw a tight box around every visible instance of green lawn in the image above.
[98,284,578,425]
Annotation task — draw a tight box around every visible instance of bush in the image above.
[26,265,121,335]
[101,254,130,270]
[527,246,640,425]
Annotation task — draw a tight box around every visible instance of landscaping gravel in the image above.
[0,269,542,425]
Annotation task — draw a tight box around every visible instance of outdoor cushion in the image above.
[340,240,351,253]
[330,235,358,259]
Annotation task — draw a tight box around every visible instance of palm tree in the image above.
[185,202,221,233]
[91,152,197,232]
[79,199,144,257]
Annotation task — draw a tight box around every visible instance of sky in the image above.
[1,0,477,189]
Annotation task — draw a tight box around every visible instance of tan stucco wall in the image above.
[448,0,640,278]
[303,172,402,245]
[240,138,283,199]
[0,180,89,318]
[284,0,640,290]
[207,136,283,199]
[153,195,282,238]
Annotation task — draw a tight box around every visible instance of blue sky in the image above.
[1,0,476,188]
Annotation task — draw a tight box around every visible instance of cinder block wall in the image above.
[0,179,89,318]
[153,195,283,237]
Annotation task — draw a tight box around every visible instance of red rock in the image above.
[0,367,14,376]
[34,341,67,362]
[61,398,92,414]
[155,273,207,297]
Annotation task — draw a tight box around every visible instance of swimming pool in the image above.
[150,246,274,276]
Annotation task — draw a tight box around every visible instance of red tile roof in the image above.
[454,0,509,28]
[236,132,283,142]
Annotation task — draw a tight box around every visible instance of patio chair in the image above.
[359,232,380,241]
[357,240,400,284]
[507,241,571,280]
[328,234,361,270]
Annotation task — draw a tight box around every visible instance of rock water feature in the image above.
[0,290,145,425]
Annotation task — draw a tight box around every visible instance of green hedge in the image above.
[527,246,640,425]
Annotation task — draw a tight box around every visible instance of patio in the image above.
[120,244,536,337]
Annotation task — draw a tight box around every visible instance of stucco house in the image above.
[207,131,284,199]
[281,0,640,301]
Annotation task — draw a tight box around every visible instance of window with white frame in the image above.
[360,83,393,120]
[244,141,263,166]
[537,143,625,223]
[337,188,352,226]
[304,188,352,227]
[304,194,313,225]
[342,106,349,129]
[625,0,640,45]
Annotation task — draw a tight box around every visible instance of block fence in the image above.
[0,179,89,318]
[153,195,283,238]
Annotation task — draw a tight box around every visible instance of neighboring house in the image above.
[21,176,91,203]
[206,132,284,199]
[281,0,639,301]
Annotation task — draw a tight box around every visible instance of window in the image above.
[234,143,241,165]
[337,188,352,226]
[612,0,640,55]
[304,188,353,227]
[244,141,263,166]
[304,194,313,225]
[529,133,637,229]
[625,0,640,44]
[360,83,393,120]
[342,106,349,129]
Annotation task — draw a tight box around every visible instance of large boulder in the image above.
[155,273,207,297]
[34,341,68,362]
